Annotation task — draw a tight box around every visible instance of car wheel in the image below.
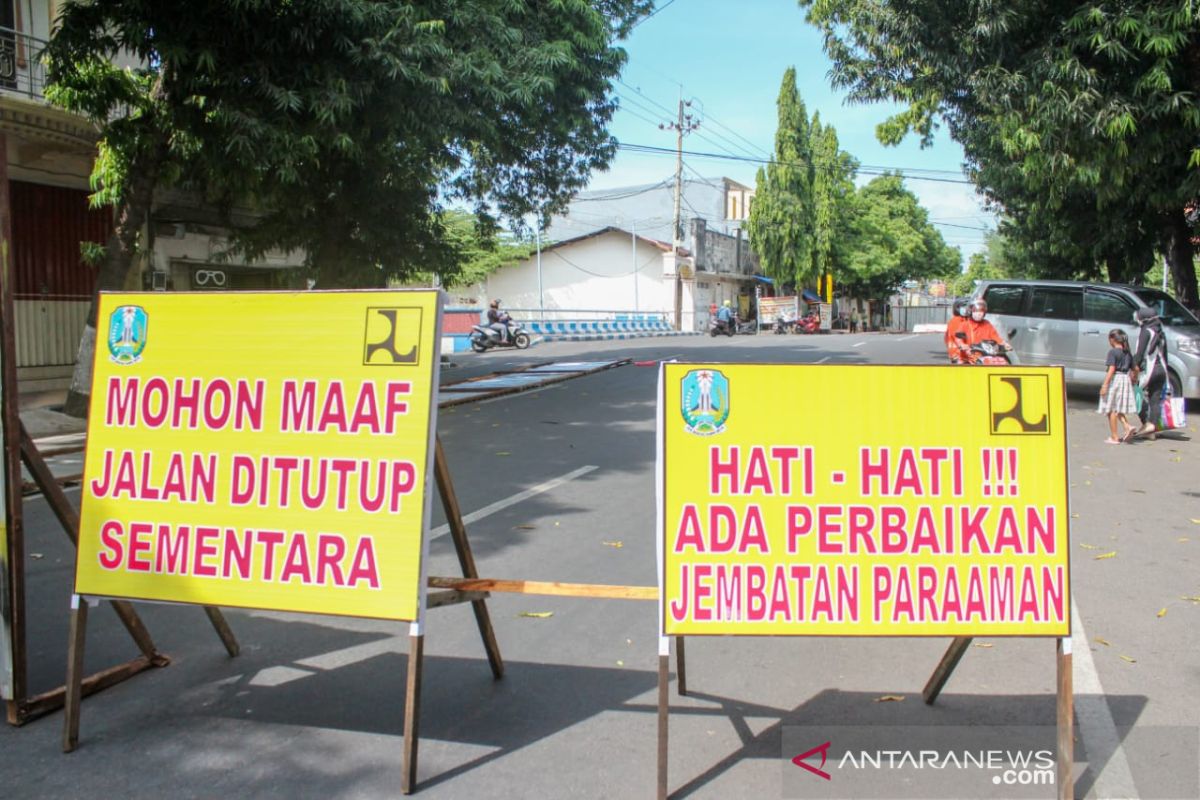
[1168,369,1183,399]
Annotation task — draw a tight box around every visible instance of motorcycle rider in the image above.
[717,299,735,333]
[486,299,511,344]
[952,298,1010,364]
[944,298,971,362]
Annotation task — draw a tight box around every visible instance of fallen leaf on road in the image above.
[1180,538,1192,543]
[513,524,536,530]
[30,553,43,559]
[1094,637,1111,646]
[1084,480,1092,486]
[1182,596,1200,603]
[1078,543,1101,550]
[616,660,624,667]
[1095,551,1117,560]
[519,611,553,619]
[1157,607,1168,618]
[1171,456,1182,463]
[554,521,560,527]
[1190,519,1200,525]
[875,695,905,703]
[495,451,511,456]
[491,423,500,427]
[1119,655,1137,663]
[1070,513,1080,519]
[602,540,624,548]
[973,643,993,648]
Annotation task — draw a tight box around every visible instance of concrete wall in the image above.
[690,218,756,276]
[486,230,672,315]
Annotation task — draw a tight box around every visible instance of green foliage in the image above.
[747,68,816,285]
[946,232,1020,297]
[838,174,961,301]
[432,211,539,288]
[799,0,1200,308]
[44,0,650,288]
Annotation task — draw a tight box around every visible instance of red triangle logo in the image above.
[792,740,832,781]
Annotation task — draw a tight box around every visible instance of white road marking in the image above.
[814,356,831,364]
[852,341,866,348]
[897,334,919,342]
[430,464,598,539]
[1071,595,1140,799]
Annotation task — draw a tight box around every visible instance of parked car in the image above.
[976,279,1200,399]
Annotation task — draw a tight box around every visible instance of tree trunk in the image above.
[62,135,170,418]
[1164,208,1199,312]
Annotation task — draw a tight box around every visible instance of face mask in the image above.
[971,311,985,322]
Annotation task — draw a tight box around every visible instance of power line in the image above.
[630,0,679,30]
[618,142,976,185]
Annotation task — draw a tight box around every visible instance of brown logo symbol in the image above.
[363,307,422,366]
[988,374,1050,435]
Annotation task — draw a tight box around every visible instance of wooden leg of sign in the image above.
[402,626,425,795]
[433,436,503,679]
[62,596,89,753]
[203,607,240,657]
[676,636,687,697]
[19,423,165,661]
[656,636,670,800]
[1056,637,1073,800]
[922,636,972,705]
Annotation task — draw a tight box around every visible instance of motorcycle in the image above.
[794,312,820,334]
[773,315,795,335]
[953,331,1012,365]
[470,321,530,352]
[709,316,736,337]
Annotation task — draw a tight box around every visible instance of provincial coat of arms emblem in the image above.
[107,305,148,365]
[680,369,730,435]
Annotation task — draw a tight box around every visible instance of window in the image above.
[1084,290,1135,323]
[729,195,739,220]
[1028,288,1082,320]
[1133,288,1200,328]
[982,285,1026,315]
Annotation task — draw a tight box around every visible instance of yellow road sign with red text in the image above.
[658,363,1070,637]
[74,290,441,621]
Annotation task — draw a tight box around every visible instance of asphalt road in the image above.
[2,331,1197,799]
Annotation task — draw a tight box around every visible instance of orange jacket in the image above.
[952,317,1007,362]
[945,315,969,361]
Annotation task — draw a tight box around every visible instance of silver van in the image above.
[977,280,1200,399]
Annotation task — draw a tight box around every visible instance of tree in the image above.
[810,114,858,283]
[426,212,539,289]
[45,0,650,416]
[800,0,1200,309]
[838,174,961,303]
[747,67,816,285]
[946,231,1020,297]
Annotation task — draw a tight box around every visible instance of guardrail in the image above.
[0,27,49,101]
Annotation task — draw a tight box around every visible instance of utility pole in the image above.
[662,95,699,330]
[631,220,639,314]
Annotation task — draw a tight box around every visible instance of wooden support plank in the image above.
[427,576,658,601]
[1056,637,1074,800]
[656,643,670,800]
[61,597,88,753]
[426,589,489,610]
[13,653,165,726]
[676,636,687,697]
[401,631,424,795]
[203,607,240,658]
[433,437,503,678]
[922,636,972,705]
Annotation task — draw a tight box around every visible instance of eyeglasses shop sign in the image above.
[191,269,228,290]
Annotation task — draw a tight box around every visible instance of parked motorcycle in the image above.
[470,322,530,352]
[773,316,795,335]
[794,312,820,334]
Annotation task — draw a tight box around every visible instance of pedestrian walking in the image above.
[1130,306,1169,440]
[850,307,861,333]
[1098,329,1136,444]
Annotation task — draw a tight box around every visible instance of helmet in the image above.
[953,298,970,317]
[723,300,731,307]
[489,299,499,308]
[971,298,988,314]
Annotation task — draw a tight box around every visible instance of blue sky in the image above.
[592,0,995,260]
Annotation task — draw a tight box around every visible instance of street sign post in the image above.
[655,363,1073,799]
